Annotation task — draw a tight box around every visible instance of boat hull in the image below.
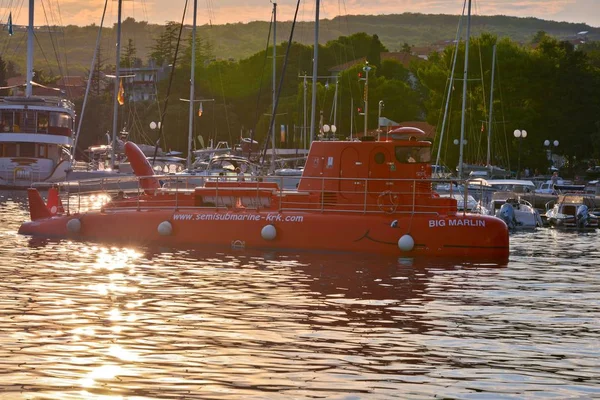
[19,208,509,260]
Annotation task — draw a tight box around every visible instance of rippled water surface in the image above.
[1,190,599,399]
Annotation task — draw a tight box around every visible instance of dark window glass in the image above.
[20,143,36,157]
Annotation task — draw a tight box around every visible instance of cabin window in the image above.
[12,112,22,132]
[374,152,385,164]
[22,111,36,132]
[395,146,431,164]
[38,144,48,158]
[0,112,14,132]
[37,112,49,133]
[3,143,17,157]
[20,143,36,157]
[49,112,72,128]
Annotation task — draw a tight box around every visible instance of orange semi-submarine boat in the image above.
[19,128,509,259]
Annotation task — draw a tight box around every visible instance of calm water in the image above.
[1,190,599,399]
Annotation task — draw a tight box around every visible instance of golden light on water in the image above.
[79,364,123,388]
[108,344,139,362]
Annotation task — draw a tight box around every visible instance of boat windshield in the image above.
[395,146,431,164]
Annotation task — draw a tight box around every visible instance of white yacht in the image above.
[0,0,76,189]
[0,96,75,189]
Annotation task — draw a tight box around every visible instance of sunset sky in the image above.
[2,0,599,28]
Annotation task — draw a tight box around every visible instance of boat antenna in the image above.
[151,0,189,164]
[457,0,472,180]
[434,0,466,170]
[72,0,109,161]
[261,0,301,170]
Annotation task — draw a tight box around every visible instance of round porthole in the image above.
[374,152,385,164]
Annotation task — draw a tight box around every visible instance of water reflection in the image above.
[1,191,600,398]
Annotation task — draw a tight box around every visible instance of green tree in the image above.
[149,21,180,67]
[120,38,142,68]
[366,34,386,68]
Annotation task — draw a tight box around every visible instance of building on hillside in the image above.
[5,75,85,98]
[119,62,170,103]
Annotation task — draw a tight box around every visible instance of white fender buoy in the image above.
[66,218,81,233]
[158,221,172,236]
[398,234,414,252]
[261,224,277,240]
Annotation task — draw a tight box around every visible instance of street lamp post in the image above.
[543,139,559,172]
[514,129,527,178]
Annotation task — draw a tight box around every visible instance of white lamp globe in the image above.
[521,130,527,138]
[553,140,559,147]
[513,129,521,138]
[150,121,157,130]
[544,140,550,146]
[323,124,330,133]
[331,125,337,133]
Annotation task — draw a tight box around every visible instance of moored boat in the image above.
[544,193,599,230]
[19,131,509,260]
[488,192,543,230]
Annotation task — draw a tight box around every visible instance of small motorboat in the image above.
[544,194,599,230]
[488,192,543,230]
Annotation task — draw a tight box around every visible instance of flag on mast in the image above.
[117,79,125,105]
[198,102,203,116]
[7,12,13,36]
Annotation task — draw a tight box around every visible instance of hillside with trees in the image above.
[0,13,598,76]
[0,13,599,175]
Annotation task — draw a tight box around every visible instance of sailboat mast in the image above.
[457,0,472,179]
[303,75,307,149]
[187,0,198,169]
[486,44,497,169]
[110,0,123,170]
[26,0,34,97]
[309,0,320,143]
[270,2,277,171]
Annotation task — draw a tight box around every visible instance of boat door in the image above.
[367,146,392,196]
[339,147,366,197]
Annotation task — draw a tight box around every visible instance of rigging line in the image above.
[262,0,301,167]
[434,0,466,169]
[51,0,72,92]
[73,0,109,157]
[495,51,511,169]
[151,0,189,165]
[250,10,272,159]
[203,1,232,147]
[477,39,487,129]
[33,34,56,76]
[39,0,65,87]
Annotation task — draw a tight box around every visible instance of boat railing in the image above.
[50,174,474,217]
[0,164,42,185]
